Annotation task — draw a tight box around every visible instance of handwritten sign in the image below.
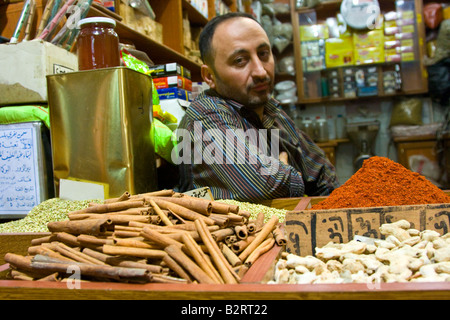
[285,202,450,257]
[183,187,214,200]
[0,122,45,218]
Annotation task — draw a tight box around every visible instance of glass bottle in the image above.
[336,114,347,139]
[77,17,120,71]
[315,116,329,142]
[302,118,315,140]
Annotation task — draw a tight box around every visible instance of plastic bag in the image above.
[427,58,450,106]
[424,3,443,29]
[408,155,441,186]
[390,98,423,127]
[0,105,50,129]
[152,118,177,164]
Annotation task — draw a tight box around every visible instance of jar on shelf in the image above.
[302,118,315,140]
[315,116,329,142]
[77,17,120,71]
[336,114,347,139]
[327,115,336,140]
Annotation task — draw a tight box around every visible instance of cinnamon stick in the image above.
[244,237,275,267]
[150,198,215,225]
[255,212,265,229]
[238,215,279,262]
[47,219,112,235]
[148,196,213,216]
[221,244,242,267]
[210,228,234,242]
[82,248,163,273]
[194,219,238,284]
[181,233,223,284]
[164,244,216,284]
[77,234,114,247]
[162,254,193,283]
[140,227,183,248]
[30,255,152,283]
[273,225,287,246]
[104,191,131,203]
[69,200,145,215]
[148,199,173,226]
[234,225,248,240]
[30,234,57,246]
[102,244,166,260]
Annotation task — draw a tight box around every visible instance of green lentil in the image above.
[217,199,287,223]
[0,198,102,233]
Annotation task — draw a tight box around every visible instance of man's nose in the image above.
[251,58,268,78]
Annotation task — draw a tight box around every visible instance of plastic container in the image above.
[77,17,120,71]
[336,114,347,139]
[315,116,329,142]
[327,115,336,140]
[289,104,303,129]
[302,118,315,140]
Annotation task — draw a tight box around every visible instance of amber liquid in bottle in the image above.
[77,19,120,71]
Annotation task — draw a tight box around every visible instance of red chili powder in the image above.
[311,156,450,210]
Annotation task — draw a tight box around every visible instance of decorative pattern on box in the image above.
[157,87,192,101]
[149,63,191,79]
[285,202,450,257]
[153,75,192,91]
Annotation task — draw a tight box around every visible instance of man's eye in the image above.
[234,57,247,66]
[259,50,271,61]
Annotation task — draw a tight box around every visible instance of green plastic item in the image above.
[152,118,177,164]
[0,105,50,128]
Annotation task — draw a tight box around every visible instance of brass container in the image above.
[47,67,157,198]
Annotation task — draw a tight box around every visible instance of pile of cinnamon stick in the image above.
[5,189,286,284]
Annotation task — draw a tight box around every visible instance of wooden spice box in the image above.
[0,196,449,299]
[285,197,450,257]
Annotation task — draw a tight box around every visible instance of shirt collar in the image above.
[202,89,281,129]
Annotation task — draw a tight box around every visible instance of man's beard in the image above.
[216,77,273,107]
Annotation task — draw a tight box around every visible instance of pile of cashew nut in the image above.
[269,220,450,284]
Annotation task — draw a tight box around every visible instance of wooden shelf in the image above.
[182,0,208,26]
[290,0,429,105]
[88,6,202,81]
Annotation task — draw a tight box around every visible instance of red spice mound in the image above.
[311,156,450,210]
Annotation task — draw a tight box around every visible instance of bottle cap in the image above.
[77,17,116,29]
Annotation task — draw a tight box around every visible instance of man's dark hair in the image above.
[199,12,260,66]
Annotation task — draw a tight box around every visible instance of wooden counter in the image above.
[1,197,449,300]
[0,278,448,300]
[1,229,449,300]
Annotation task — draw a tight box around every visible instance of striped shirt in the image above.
[174,89,339,202]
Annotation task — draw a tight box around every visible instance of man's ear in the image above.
[201,64,216,89]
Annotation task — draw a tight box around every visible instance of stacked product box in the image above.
[355,66,378,97]
[190,0,208,18]
[384,10,416,62]
[353,29,385,65]
[150,63,193,130]
[300,24,327,72]
[325,35,354,69]
[327,69,341,98]
[342,68,357,98]
[150,63,193,102]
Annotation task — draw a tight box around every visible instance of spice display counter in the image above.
[1,212,449,300]
[0,277,448,300]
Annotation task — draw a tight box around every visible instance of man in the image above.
[173,12,339,202]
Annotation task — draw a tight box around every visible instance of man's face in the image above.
[205,18,275,108]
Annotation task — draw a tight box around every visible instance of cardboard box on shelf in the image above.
[153,75,192,91]
[157,87,192,101]
[119,0,163,44]
[149,63,191,79]
[0,39,78,105]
